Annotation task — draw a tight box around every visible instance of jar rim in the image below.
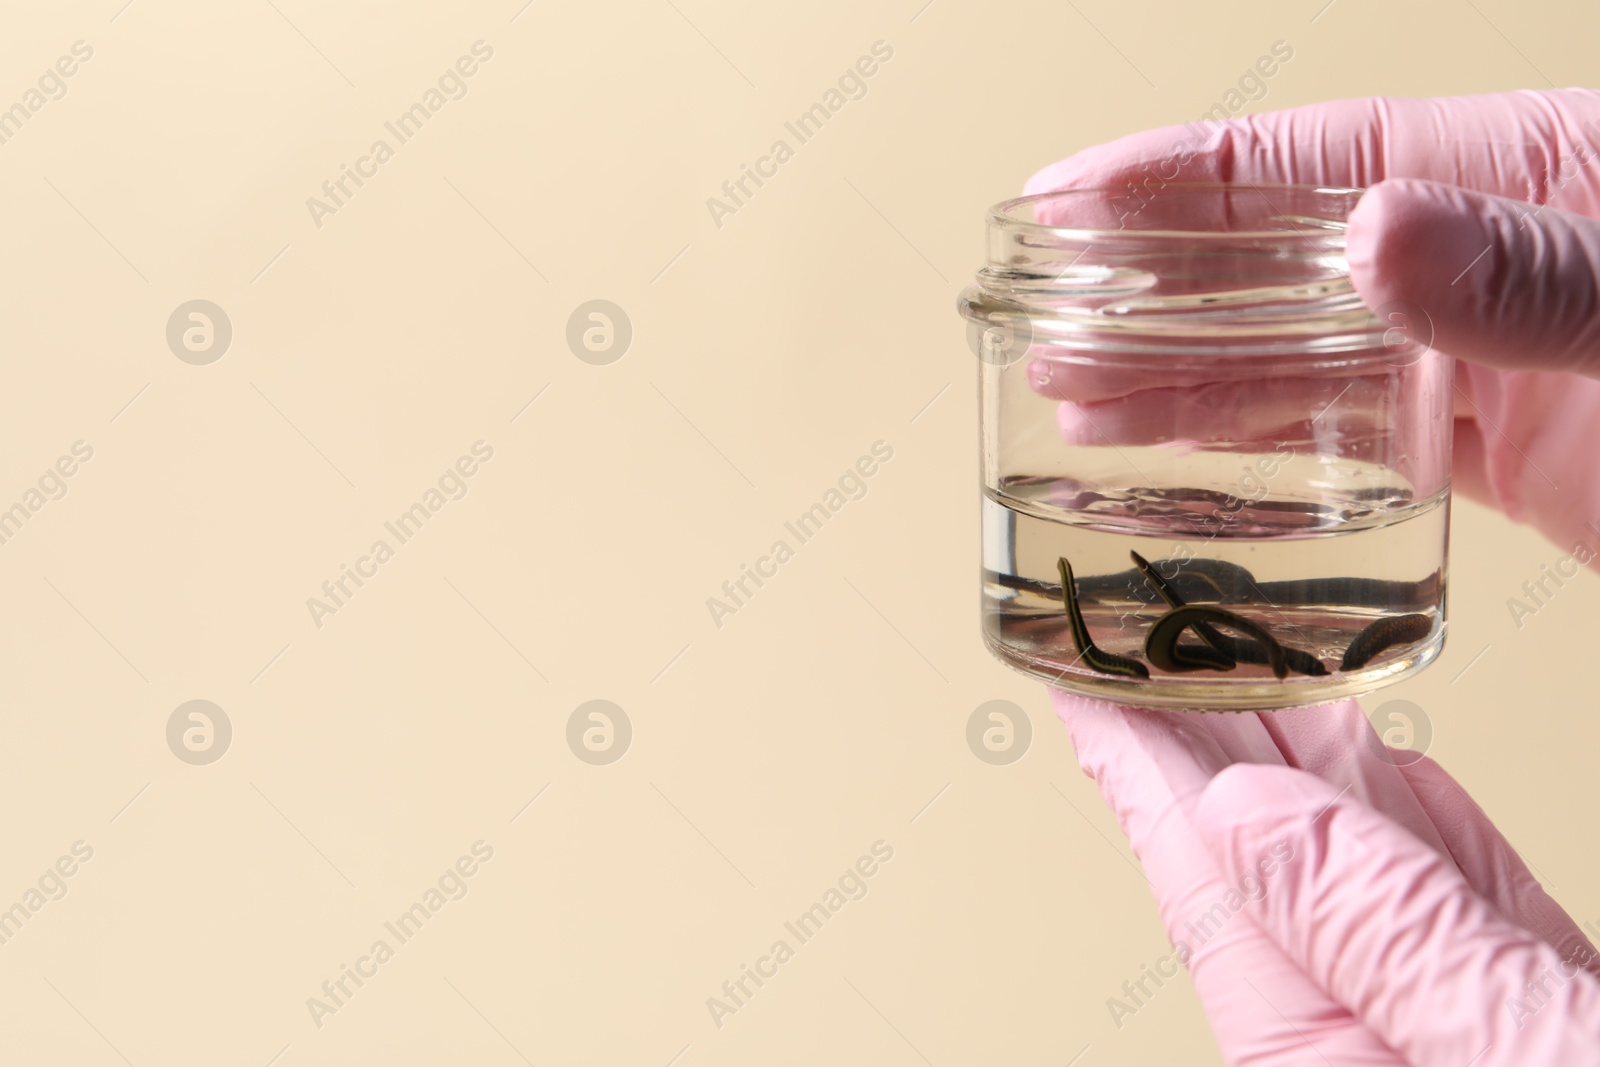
[960,182,1417,358]
[988,182,1365,243]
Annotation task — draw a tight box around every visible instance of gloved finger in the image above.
[1024,90,1600,217]
[1466,355,1600,558]
[1198,764,1600,1067]
[1044,401,1446,525]
[1052,691,1236,866]
[1027,351,1450,501]
[1450,413,1499,509]
[1051,393,1352,451]
[1043,377,1405,451]
[1056,699,1396,858]
[1060,696,1454,880]
[1019,90,1600,538]
[1348,179,1600,548]
[1455,360,1600,559]
[1053,692,1409,1065]
[1251,701,1452,859]
[1349,178,1600,379]
[1026,354,1383,407]
[1396,752,1600,978]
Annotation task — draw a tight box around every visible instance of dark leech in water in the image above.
[1142,627,1238,673]
[1129,552,1237,669]
[1057,557,1150,679]
[1339,613,1435,671]
[1071,557,1252,604]
[1033,554,1435,682]
[1145,606,1290,680]
[1129,552,1329,677]
[1001,565,1441,613]
[1249,575,1442,615]
[1253,642,1329,677]
[1208,634,1329,677]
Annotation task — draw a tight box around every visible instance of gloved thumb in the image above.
[1195,763,1600,1067]
[1348,176,1600,379]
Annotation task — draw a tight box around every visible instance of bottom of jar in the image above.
[983,626,1446,712]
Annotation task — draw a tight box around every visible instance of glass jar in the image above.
[959,183,1452,711]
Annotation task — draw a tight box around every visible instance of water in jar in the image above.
[982,446,1448,710]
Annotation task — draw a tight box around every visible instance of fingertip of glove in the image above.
[1021,120,1238,198]
[1022,159,1077,197]
[1347,177,1491,310]
[1046,691,1172,787]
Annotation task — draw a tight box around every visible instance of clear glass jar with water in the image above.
[960,184,1451,711]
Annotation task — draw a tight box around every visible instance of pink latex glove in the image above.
[1033,90,1600,1066]
[1028,88,1600,557]
[1054,696,1600,1066]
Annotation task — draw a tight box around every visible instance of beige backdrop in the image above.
[1,1,1595,1064]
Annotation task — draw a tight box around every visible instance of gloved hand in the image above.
[1027,88,1600,559]
[1055,694,1600,1066]
[1032,90,1600,1066]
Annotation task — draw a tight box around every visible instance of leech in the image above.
[1339,613,1434,671]
[1210,636,1328,677]
[1131,551,1327,677]
[1044,562,1439,611]
[1148,636,1238,673]
[1057,557,1150,679]
[1162,567,1230,605]
[1184,571,1229,602]
[1252,575,1441,614]
[1010,555,1429,680]
[1164,558,1259,602]
[1129,551,1237,670]
[1271,645,1330,677]
[1146,605,1289,679]
[1127,552,1182,609]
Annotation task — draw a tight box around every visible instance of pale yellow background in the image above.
[0,1,1595,1064]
